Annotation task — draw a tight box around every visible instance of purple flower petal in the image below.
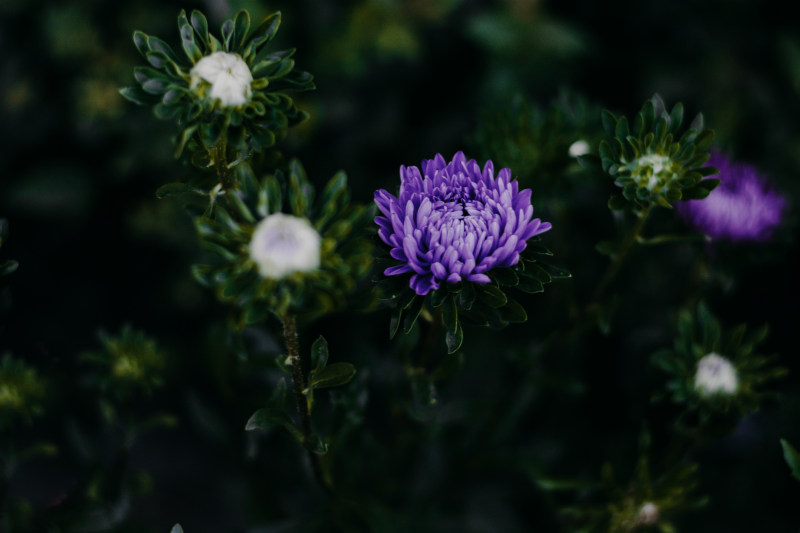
[675,151,786,242]
[374,152,552,295]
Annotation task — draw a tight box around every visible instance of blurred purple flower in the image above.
[675,152,786,242]
[374,152,551,295]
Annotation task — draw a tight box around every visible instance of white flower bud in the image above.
[637,502,659,525]
[249,213,321,279]
[568,140,590,158]
[190,52,253,107]
[694,352,738,397]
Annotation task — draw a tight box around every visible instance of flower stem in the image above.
[589,207,651,306]
[281,313,333,495]
[211,135,234,190]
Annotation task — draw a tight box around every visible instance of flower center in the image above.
[621,152,681,192]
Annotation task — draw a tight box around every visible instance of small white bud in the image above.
[637,502,659,525]
[568,140,590,158]
[249,213,321,279]
[694,352,738,397]
[190,52,253,107]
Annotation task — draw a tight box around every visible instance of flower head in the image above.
[374,151,551,296]
[190,51,253,107]
[652,302,785,417]
[121,9,314,155]
[193,160,373,319]
[249,213,321,279]
[675,152,786,242]
[600,95,718,209]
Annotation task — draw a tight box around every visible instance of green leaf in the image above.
[0,260,18,277]
[403,294,425,333]
[442,295,458,334]
[492,267,518,287]
[446,323,463,354]
[171,525,185,533]
[233,10,251,49]
[476,284,507,308]
[500,298,527,323]
[119,86,153,106]
[516,276,544,294]
[781,439,800,482]
[311,336,329,375]
[178,11,202,63]
[190,10,210,50]
[245,407,303,441]
[458,282,476,310]
[155,182,191,199]
[249,12,282,49]
[309,362,356,389]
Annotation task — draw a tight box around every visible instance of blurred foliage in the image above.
[0,0,798,532]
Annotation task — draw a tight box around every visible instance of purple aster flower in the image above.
[675,152,786,242]
[374,151,551,296]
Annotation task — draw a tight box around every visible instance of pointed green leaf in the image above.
[476,284,507,308]
[446,323,463,354]
[309,362,356,390]
[233,10,251,49]
[311,336,329,374]
[155,182,191,199]
[442,294,458,335]
[0,260,18,277]
[500,298,527,323]
[190,10,210,50]
[171,525,185,533]
[245,407,303,441]
[781,439,800,482]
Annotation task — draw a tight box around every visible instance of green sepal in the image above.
[516,276,544,294]
[171,525,185,533]
[308,362,356,390]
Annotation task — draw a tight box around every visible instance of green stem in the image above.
[211,135,234,190]
[589,207,651,306]
[281,313,333,495]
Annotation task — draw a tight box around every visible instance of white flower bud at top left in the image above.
[190,51,253,107]
[249,213,321,279]
[694,352,738,397]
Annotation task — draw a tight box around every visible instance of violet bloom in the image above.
[374,152,551,295]
[676,152,786,242]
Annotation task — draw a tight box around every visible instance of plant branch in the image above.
[281,313,333,495]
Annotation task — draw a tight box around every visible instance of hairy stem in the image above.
[211,135,234,190]
[281,313,333,494]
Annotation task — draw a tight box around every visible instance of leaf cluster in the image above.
[600,95,719,210]
[120,9,314,157]
[191,160,375,322]
[380,239,569,354]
